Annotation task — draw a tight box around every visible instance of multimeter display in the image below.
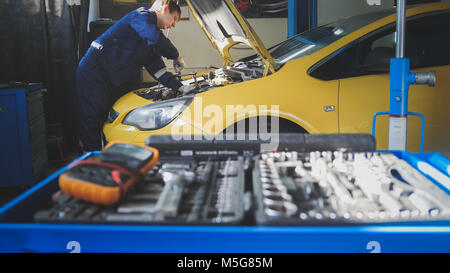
[105,144,153,161]
[93,143,154,169]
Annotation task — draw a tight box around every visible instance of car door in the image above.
[336,10,450,155]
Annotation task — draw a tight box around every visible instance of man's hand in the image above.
[178,84,196,95]
[173,56,185,74]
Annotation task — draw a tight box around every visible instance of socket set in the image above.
[34,156,247,225]
[252,151,450,225]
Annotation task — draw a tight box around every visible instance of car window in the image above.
[406,11,450,68]
[309,10,450,81]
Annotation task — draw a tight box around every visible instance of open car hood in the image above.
[186,0,278,75]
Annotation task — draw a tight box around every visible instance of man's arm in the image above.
[157,34,179,60]
[158,35,185,74]
[145,55,183,92]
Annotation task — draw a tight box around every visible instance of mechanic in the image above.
[76,0,193,152]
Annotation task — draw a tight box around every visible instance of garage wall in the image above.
[318,0,395,25]
[318,0,446,25]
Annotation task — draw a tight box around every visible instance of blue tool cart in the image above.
[0,145,449,253]
[0,83,48,186]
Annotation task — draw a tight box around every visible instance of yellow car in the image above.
[104,0,450,156]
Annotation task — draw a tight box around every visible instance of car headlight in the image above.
[123,96,193,130]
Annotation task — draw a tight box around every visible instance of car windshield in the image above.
[269,9,395,64]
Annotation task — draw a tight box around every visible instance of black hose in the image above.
[78,0,90,61]
[69,5,80,61]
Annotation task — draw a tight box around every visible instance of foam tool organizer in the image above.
[253,150,450,225]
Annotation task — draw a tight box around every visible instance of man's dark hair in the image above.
[167,0,181,15]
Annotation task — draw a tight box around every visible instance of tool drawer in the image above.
[0,83,47,186]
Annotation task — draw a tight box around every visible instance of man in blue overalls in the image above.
[76,1,189,151]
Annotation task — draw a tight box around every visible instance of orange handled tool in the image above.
[59,141,159,206]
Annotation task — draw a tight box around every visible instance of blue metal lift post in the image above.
[374,0,436,153]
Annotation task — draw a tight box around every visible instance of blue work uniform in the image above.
[76,7,182,151]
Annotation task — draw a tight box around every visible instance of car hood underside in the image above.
[186,0,278,74]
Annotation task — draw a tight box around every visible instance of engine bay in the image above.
[136,58,267,101]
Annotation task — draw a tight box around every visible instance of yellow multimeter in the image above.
[59,141,159,206]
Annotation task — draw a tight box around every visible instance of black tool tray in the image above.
[31,133,377,226]
[33,155,248,226]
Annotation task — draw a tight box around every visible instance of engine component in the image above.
[136,59,266,101]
